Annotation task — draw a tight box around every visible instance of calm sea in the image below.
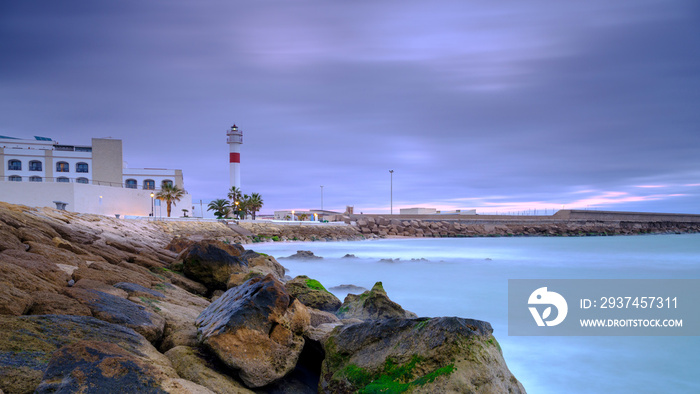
[252,234,700,394]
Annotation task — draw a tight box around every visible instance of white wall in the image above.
[0,181,192,217]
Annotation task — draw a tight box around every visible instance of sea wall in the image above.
[350,211,700,237]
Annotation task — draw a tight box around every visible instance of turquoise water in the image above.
[252,234,700,394]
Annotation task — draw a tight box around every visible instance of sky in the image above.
[1,1,699,215]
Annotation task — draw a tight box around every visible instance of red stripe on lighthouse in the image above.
[230,153,240,163]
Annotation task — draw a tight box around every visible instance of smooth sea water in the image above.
[252,234,700,394]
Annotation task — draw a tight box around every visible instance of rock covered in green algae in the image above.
[320,317,526,394]
[0,314,177,394]
[335,281,417,321]
[285,275,342,313]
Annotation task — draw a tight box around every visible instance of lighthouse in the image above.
[227,124,243,190]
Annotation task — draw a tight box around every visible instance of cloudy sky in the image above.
[2,1,699,214]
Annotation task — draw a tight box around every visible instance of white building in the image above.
[0,136,191,217]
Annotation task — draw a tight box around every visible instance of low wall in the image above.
[0,181,192,217]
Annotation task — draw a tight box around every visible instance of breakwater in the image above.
[349,210,700,237]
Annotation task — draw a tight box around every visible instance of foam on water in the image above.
[253,234,700,394]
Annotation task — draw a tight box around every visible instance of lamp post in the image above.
[389,170,394,215]
[320,185,324,211]
[150,192,154,217]
[235,201,239,219]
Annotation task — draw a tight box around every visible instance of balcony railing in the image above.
[0,176,188,194]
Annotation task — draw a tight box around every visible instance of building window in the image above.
[29,161,42,171]
[143,179,155,190]
[125,179,137,189]
[57,177,70,183]
[161,179,173,188]
[8,160,21,171]
[9,175,21,182]
[76,177,89,184]
[76,162,89,173]
[29,176,42,182]
[56,162,69,172]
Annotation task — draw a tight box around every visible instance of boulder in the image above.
[328,284,368,294]
[280,250,323,260]
[320,317,525,393]
[65,287,166,343]
[336,282,416,321]
[0,314,177,394]
[165,346,254,394]
[285,275,342,312]
[166,237,195,254]
[180,240,247,292]
[196,275,310,388]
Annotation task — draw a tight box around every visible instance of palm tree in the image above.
[156,182,184,218]
[247,192,264,220]
[227,186,242,205]
[227,186,242,217]
[207,199,231,219]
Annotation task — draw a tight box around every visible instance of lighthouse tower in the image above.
[227,124,243,190]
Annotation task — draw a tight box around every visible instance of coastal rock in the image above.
[72,259,157,288]
[115,281,167,299]
[336,282,417,321]
[35,340,173,393]
[286,275,342,312]
[328,284,368,294]
[0,314,177,394]
[166,237,195,254]
[65,287,166,343]
[180,239,247,292]
[320,317,525,393]
[28,291,92,316]
[73,278,129,298]
[196,275,310,388]
[308,307,341,327]
[280,250,323,260]
[165,346,254,394]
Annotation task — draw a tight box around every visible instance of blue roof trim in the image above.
[0,135,20,139]
[34,136,53,141]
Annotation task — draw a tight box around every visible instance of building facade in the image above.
[0,136,191,217]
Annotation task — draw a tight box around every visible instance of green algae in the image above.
[340,355,455,393]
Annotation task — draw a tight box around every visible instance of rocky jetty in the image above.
[353,215,700,237]
[0,202,524,393]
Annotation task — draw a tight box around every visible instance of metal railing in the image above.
[0,175,188,194]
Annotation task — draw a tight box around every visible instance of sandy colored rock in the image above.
[73,278,129,298]
[165,346,254,394]
[196,275,310,388]
[28,291,92,316]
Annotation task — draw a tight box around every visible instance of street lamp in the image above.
[150,192,154,217]
[389,170,394,215]
[235,201,239,219]
[292,210,295,221]
[320,185,324,211]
